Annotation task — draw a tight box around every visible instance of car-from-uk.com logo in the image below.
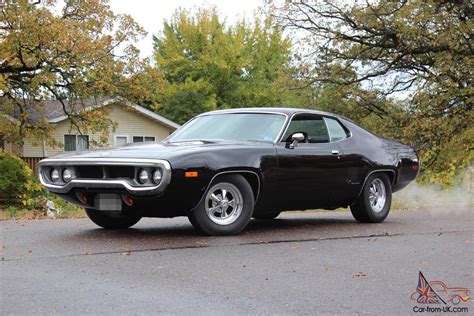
[411,272,471,313]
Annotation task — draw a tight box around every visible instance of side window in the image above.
[323,117,348,142]
[283,114,330,143]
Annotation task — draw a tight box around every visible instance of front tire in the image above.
[188,174,254,235]
[350,173,392,223]
[85,209,141,229]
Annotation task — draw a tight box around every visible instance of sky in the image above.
[108,0,264,59]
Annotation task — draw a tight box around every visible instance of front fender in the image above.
[165,146,277,211]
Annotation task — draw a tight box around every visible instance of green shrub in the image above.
[0,151,44,206]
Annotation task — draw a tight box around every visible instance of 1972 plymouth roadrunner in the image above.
[38,108,419,235]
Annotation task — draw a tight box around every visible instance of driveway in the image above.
[1,209,473,314]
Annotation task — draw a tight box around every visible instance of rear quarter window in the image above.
[323,117,349,142]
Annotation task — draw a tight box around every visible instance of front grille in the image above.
[77,166,103,179]
[76,166,135,179]
[107,166,135,179]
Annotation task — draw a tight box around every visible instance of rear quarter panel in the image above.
[338,118,418,195]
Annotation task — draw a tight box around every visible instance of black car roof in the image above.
[199,107,338,118]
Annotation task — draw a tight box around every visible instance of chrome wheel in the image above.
[205,182,243,226]
[368,178,386,213]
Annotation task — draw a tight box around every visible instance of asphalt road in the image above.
[1,209,473,315]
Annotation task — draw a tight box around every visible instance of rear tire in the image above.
[253,211,281,220]
[350,173,392,223]
[85,209,141,229]
[188,174,254,235]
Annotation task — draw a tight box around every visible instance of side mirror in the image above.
[289,132,305,149]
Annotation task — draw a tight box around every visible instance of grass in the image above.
[0,197,85,221]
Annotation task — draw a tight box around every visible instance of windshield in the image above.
[168,113,286,143]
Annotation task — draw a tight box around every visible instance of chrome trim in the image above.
[273,113,291,144]
[197,110,289,117]
[204,182,244,226]
[350,169,396,206]
[38,158,171,195]
[192,170,261,211]
[368,178,387,213]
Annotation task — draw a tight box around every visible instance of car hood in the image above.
[48,141,272,161]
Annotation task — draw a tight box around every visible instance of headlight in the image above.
[153,168,163,184]
[138,169,149,184]
[62,168,73,182]
[50,168,60,182]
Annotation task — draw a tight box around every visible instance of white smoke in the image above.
[392,181,473,215]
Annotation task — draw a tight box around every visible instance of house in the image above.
[1,97,180,172]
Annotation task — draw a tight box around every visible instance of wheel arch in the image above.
[192,169,261,211]
[383,170,396,186]
[351,169,396,206]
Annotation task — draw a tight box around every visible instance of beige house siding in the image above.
[21,103,175,158]
[106,103,172,145]
[2,142,22,156]
[21,139,45,157]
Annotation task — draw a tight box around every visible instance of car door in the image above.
[322,116,363,204]
[275,113,349,210]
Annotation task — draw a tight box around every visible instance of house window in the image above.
[132,136,155,143]
[64,135,89,151]
[115,135,128,146]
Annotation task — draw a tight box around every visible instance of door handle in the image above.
[331,150,339,155]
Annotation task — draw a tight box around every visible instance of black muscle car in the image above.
[38,108,419,235]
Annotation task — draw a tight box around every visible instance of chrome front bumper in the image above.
[38,158,172,195]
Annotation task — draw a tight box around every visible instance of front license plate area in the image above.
[95,193,122,211]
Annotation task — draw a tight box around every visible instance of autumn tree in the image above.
[273,0,473,183]
[0,0,151,146]
[152,7,300,124]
